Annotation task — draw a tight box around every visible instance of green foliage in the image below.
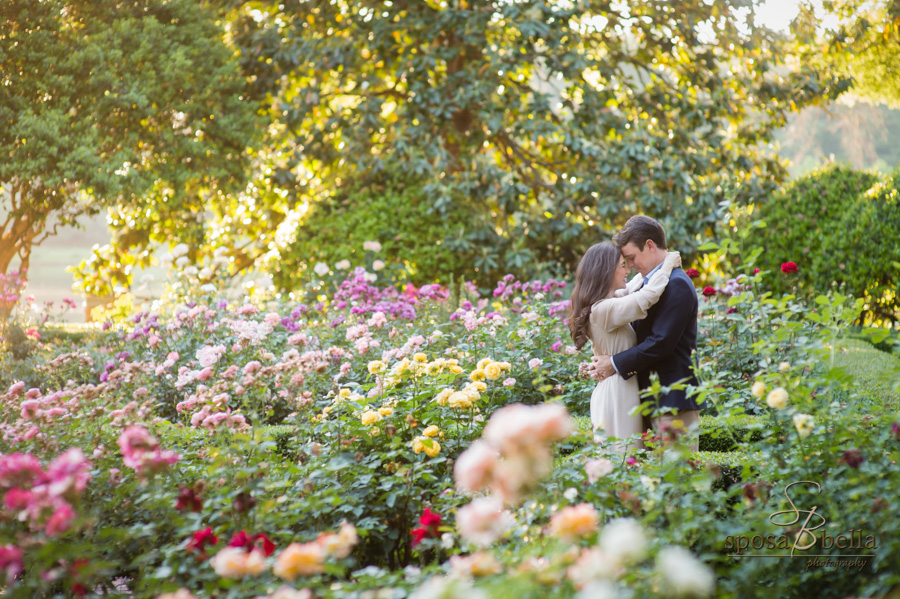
[6,246,900,597]
[835,336,900,409]
[741,164,900,324]
[272,166,475,288]
[0,0,262,281]
[817,0,900,107]
[224,0,846,287]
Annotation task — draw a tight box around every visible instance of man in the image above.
[589,215,704,450]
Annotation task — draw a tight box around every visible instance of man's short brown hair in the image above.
[613,215,667,250]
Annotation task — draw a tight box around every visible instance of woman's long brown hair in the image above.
[568,242,620,350]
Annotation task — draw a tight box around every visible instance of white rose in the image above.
[599,518,647,565]
[335,259,351,270]
[172,243,190,258]
[314,262,329,276]
[656,546,715,597]
[373,259,385,271]
[793,413,815,438]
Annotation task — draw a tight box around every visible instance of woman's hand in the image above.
[664,251,681,270]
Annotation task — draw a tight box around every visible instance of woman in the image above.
[568,242,681,451]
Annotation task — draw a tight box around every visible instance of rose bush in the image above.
[1,241,898,597]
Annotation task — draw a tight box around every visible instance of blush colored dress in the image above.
[588,253,680,451]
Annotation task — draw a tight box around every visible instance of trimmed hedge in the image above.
[575,413,765,453]
[743,164,900,324]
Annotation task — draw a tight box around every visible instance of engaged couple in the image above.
[568,215,705,452]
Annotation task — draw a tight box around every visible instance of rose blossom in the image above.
[585,457,614,483]
[550,503,599,541]
[453,441,499,494]
[455,496,515,547]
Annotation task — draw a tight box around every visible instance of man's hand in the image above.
[588,355,615,381]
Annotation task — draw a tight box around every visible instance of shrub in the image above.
[271,166,476,290]
[742,164,900,324]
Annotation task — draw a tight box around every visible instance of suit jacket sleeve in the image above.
[612,276,695,380]
[591,269,672,333]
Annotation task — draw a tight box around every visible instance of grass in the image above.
[833,336,900,410]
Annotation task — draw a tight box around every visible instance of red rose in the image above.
[726,306,738,314]
[228,530,253,550]
[418,507,442,530]
[685,268,700,279]
[228,531,276,556]
[753,268,761,275]
[252,533,276,556]
[175,485,203,513]
[841,450,864,469]
[780,262,798,274]
[702,286,717,297]
[411,507,442,547]
[410,527,429,547]
[186,527,218,558]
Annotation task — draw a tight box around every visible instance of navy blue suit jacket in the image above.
[613,268,704,412]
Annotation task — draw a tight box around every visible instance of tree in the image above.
[0,0,262,299]
[222,0,846,288]
[817,0,900,107]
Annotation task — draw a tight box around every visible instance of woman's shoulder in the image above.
[591,298,611,312]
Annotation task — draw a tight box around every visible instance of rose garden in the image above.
[2,234,900,598]
[3,1,900,597]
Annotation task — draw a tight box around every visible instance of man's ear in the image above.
[644,239,655,252]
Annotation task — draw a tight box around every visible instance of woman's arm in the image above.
[591,252,680,332]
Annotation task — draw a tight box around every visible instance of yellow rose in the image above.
[210,547,265,579]
[367,360,386,374]
[448,392,472,410]
[423,438,441,457]
[477,357,493,370]
[498,361,511,371]
[425,362,442,376]
[370,426,381,436]
[483,362,503,380]
[422,425,440,437]
[338,388,351,398]
[766,387,789,409]
[274,542,325,581]
[470,551,502,576]
[378,406,393,417]
[470,381,487,393]
[412,437,425,454]
[470,369,486,382]
[751,381,765,399]
[778,361,791,372]
[434,388,453,406]
[360,410,383,426]
[413,352,428,363]
[395,358,410,374]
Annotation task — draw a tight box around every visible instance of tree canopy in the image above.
[224,0,846,288]
[819,0,900,107]
[0,0,262,291]
[3,0,855,293]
